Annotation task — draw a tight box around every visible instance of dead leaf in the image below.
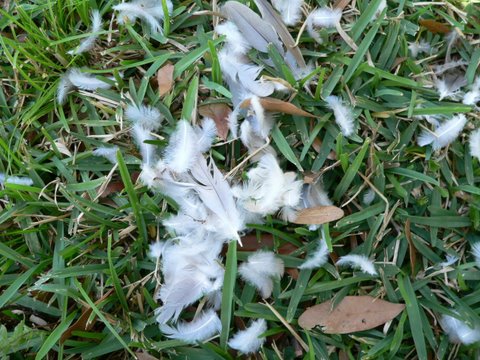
[298,296,405,333]
[419,19,451,34]
[240,97,316,118]
[157,62,174,96]
[198,103,232,140]
[136,352,159,360]
[292,206,344,225]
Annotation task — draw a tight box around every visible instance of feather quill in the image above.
[336,254,377,275]
[92,146,119,164]
[299,237,329,269]
[325,95,355,136]
[228,319,267,354]
[440,314,480,345]
[68,10,102,55]
[160,309,222,343]
[417,114,467,150]
[470,129,480,161]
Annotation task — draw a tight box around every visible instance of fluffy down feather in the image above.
[68,10,102,55]
[440,314,480,345]
[148,241,165,258]
[271,0,304,26]
[132,124,157,165]
[92,146,119,164]
[215,21,251,55]
[435,74,467,101]
[228,319,267,354]
[408,40,431,58]
[299,237,329,269]
[125,104,163,131]
[463,76,480,105]
[57,72,74,104]
[417,114,467,150]
[336,254,377,275]
[470,129,480,161]
[238,251,284,298]
[160,309,222,343]
[308,7,342,28]
[325,95,355,136]
[68,68,112,90]
[113,0,172,33]
[164,120,198,173]
[363,189,376,205]
[0,174,34,186]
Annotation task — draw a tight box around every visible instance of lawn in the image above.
[1,0,480,359]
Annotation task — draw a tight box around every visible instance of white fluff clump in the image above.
[68,10,102,55]
[463,77,480,106]
[113,0,173,34]
[228,319,267,354]
[160,309,222,343]
[306,8,342,44]
[299,237,329,269]
[238,251,284,298]
[271,0,304,26]
[417,114,467,150]
[325,96,355,136]
[336,254,377,275]
[125,104,163,131]
[363,188,376,205]
[440,314,480,345]
[470,129,480,161]
[215,21,251,55]
[408,40,431,58]
[92,146,119,164]
[0,174,34,186]
[148,241,165,258]
[471,242,480,267]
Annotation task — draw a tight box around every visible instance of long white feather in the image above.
[68,68,112,90]
[164,120,198,174]
[470,129,480,161]
[68,10,102,55]
[228,319,267,354]
[57,71,74,104]
[92,146,119,164]
[417,114,467,150]
[325,95,355,136]
[125,104,163,131]
[336,254,377,275]
[440,314,480,345]
[0,173,34,186]
[271,0,304,26]
[238,251,284,298]
[299,237,329,269]
[160,309,222,343]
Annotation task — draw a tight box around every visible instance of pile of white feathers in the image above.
[49,0,480,354]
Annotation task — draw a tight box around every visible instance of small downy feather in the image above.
[271,0,304,26]
[299,237,329,269]
[0,173,34,186]
[160,309,222,343]
[113,0,172,33]
[68,10,102,55]
[417,114,467,150]
[336,254,377,275]
[435,74,467,101]
[195,117,217,153]
[92,146,119,164]
[439,255,459,268]
[238,251,284,298]
[164,120,198,174]
[325,95,355,136]
[363,188,376,205]
[471,242,480,267]
[148,241,165,258]
[306,8,342,44]
[132,124,157,165]
[57,71,74,104]
[408,40,431,58]
[470,129,480,161]
[440,314,480,345]
[68,68,112,91]
[249,96,275,138]
[125,104,163,131]
[228,319,267,354]
[215,21,251,55]
[463,76,480,105]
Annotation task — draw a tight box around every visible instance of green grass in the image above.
[1,0,480,359]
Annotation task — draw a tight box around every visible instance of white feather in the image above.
[0,174,33,186]
[228,108,239,138]
[148,241,165,258]
[278,206,299,222]
[132,124,157,165]
[68,68,112,91]
[281,172,303,208]
[434,60,468,76]
[228,319,267,354]
[371,0,387,20]
[470,129,480,161]
[57,72,74,104]
[164,120,198,174]
[92,146,119,164]
[299,237,329,269]
[302,181,332,208]
[68,10,102,55]
[216,21,250,55]
[408,39,431,58]
[309,7,342,28]
[238,251,284,298]
[336,254,377,275]
[114,0,172,33]
[249,96,275,138]
[239,121,276,160]
[271,0,304,26]
[363,189,376,205]
[471,242,480,267]
[438,255,459,268]
[440,314,480,345]
[195,117,217,153]
[125,104,162,131]
[463,77,480,105]
[325,95,355,136]
[417,114,467,150]
[160,309,221,343]
[435,75,466,101]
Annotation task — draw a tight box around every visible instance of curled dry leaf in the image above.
[292,206,344,225]
[419,19,451,34]
[240,97,316,118]
[298,296,405,333]
[198,103,232,140]
[157,62,174,97]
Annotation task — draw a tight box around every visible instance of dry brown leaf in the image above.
[292,206,344,225]
[419,19,451,34]
[157,62,174,96]
[240,97,316,118]
[298,296,405,333]
[240,233,298,254]
[136,352,160,360]
[198,103,232,140]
